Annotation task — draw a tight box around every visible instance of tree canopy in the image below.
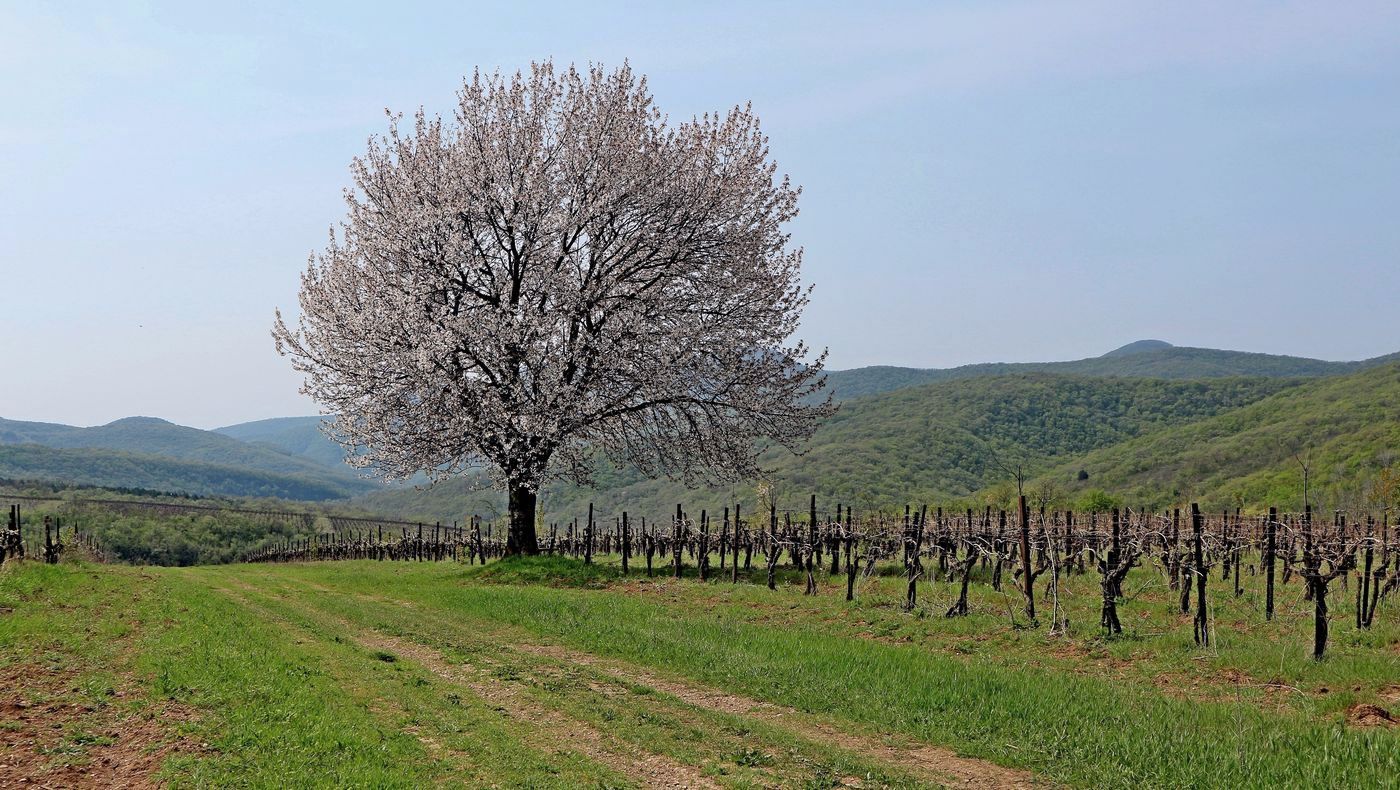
[275,61,831,552]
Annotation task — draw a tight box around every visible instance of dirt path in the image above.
[359,630,721,789]
[211,578,720,789]
[244,570,1043,788]
[511,643,1040,790]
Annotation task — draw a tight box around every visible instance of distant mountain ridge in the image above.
[214,416,347,468]
[1100,339,1173,357]
[5,341,1396,510]
[820,341,1400,402]
[0,415,374,500]
[0,444,365,501]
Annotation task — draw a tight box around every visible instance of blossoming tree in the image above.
[274,61,831,554]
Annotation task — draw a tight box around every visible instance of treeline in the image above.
[3,498,321,565]
[0,475,210,501]
[0,484,403,566]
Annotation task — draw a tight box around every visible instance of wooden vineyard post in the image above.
[805,495,817,595]
[731,504,741,584]
[743,504,754,572]
[674,504,684,579]
[830,504,843,575]
[699,510,710,582]
[1192,503,1209,646]
[844,507,857,602]
[766,504,780,590]
[585,504,594,565]
[720,506,729,572]
[621,512,630,575]
[1265,507,1277,621]
[1020,495,1034,623]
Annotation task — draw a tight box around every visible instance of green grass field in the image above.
[2,555,1396,788]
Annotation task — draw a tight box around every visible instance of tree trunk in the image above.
[505,483,539,556]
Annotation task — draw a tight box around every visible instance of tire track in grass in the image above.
[201,584,477,768]
[258,567,1042,789]
[508,643,1039,790]
[211,574,718,789]
[248,570,934,788]
[354,629,720,790]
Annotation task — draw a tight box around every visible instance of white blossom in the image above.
[274,61,832,552]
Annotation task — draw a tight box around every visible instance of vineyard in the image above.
[4,492,1398,787]
[6,490,1398,661]
[235,495,1396,660]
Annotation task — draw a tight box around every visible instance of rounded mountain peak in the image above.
[1101,339,1173,358]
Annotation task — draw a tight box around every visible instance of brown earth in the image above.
[0,663,197,789]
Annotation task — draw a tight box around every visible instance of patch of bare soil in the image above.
[0,663,198,789]
[1346,703,1396,728]
[512,643,1041,789]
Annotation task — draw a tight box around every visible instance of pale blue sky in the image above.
[4,1,1399,428]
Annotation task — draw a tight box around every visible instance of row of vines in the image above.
[238,495,1397,660]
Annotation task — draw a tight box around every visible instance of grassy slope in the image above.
[354,374,1298,522]
[3,558,1396,788]
[1044,361,1400,510]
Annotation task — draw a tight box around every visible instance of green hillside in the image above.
[214,416,348,468]
[213,344,1400,483]
[0,444,370,500]
[0,416,373,499]
[822,343,1398,401]
[13,346,1395,522]
[1042,361,1400,511]
[353,373,1300,523]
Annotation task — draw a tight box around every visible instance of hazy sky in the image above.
[4,1,1400,429]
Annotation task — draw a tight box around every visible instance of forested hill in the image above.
[8,342,1396,514]
[0,416,374,500]
[214,416,345,468]
[820,342,1399,402]
[352,373,1303,523]
[1042,360,1400,511]
[213,341,1399,472]
[0,444,367,501]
